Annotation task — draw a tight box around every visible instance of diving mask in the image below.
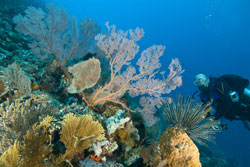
[194,73,209,88]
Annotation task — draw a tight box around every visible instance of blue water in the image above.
[53,0,250,166]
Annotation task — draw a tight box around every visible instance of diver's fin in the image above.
[242,120,250,131]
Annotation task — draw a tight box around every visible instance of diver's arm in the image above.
[211,79,235,119]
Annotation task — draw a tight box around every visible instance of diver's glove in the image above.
[229,91,239,102]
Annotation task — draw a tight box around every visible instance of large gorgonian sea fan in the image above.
[13,3,100,78]
[163,96,221,146]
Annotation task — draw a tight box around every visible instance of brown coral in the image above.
[0,116,54,167]
[159,127,201,167]
[57,113,105,164]
[20,116,54,167]
[0,98,57,153]
[141,142,162,166]
[0,79,5,95]
[0,141,20,167]
[116,127,134,147]
[3,62,31,98]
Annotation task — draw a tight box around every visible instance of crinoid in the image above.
[163,96,220,146]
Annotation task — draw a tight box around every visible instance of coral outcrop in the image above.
[159,127,202,167]
[0,2,236,167]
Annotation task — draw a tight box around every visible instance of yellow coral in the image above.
[0,141,20,167]
[57,113,105,164]
[0,98,56,154]
[116,127,134,147]
[159,127,201,167]
[20,116,53,167]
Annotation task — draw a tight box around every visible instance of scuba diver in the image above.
[193,73,250,130]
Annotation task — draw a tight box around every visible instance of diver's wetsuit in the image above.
[199,74,250,121]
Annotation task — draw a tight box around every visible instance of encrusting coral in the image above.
[57,113,105,164]
[115,127,135,147]
[140,142,167,167]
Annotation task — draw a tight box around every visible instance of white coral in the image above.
[105,110,130,135]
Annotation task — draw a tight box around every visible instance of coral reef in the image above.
[0,75,8,98]
[80,158,124,167]
[79,23,184,125]
[0,2,237,167]
[0,97,56,153]
[105,110,130,135]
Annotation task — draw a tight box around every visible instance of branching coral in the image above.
[163,96,220,146]
[0,116,54,167]
[3,62,31,98]
[81,23,183,112]
[20,116,54,167]
[0,141,20,167]
[57,113,105,164]
[0,97,57,153]
[62,22,183,128]
[13,3,100,78]
[67,58,101,94]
